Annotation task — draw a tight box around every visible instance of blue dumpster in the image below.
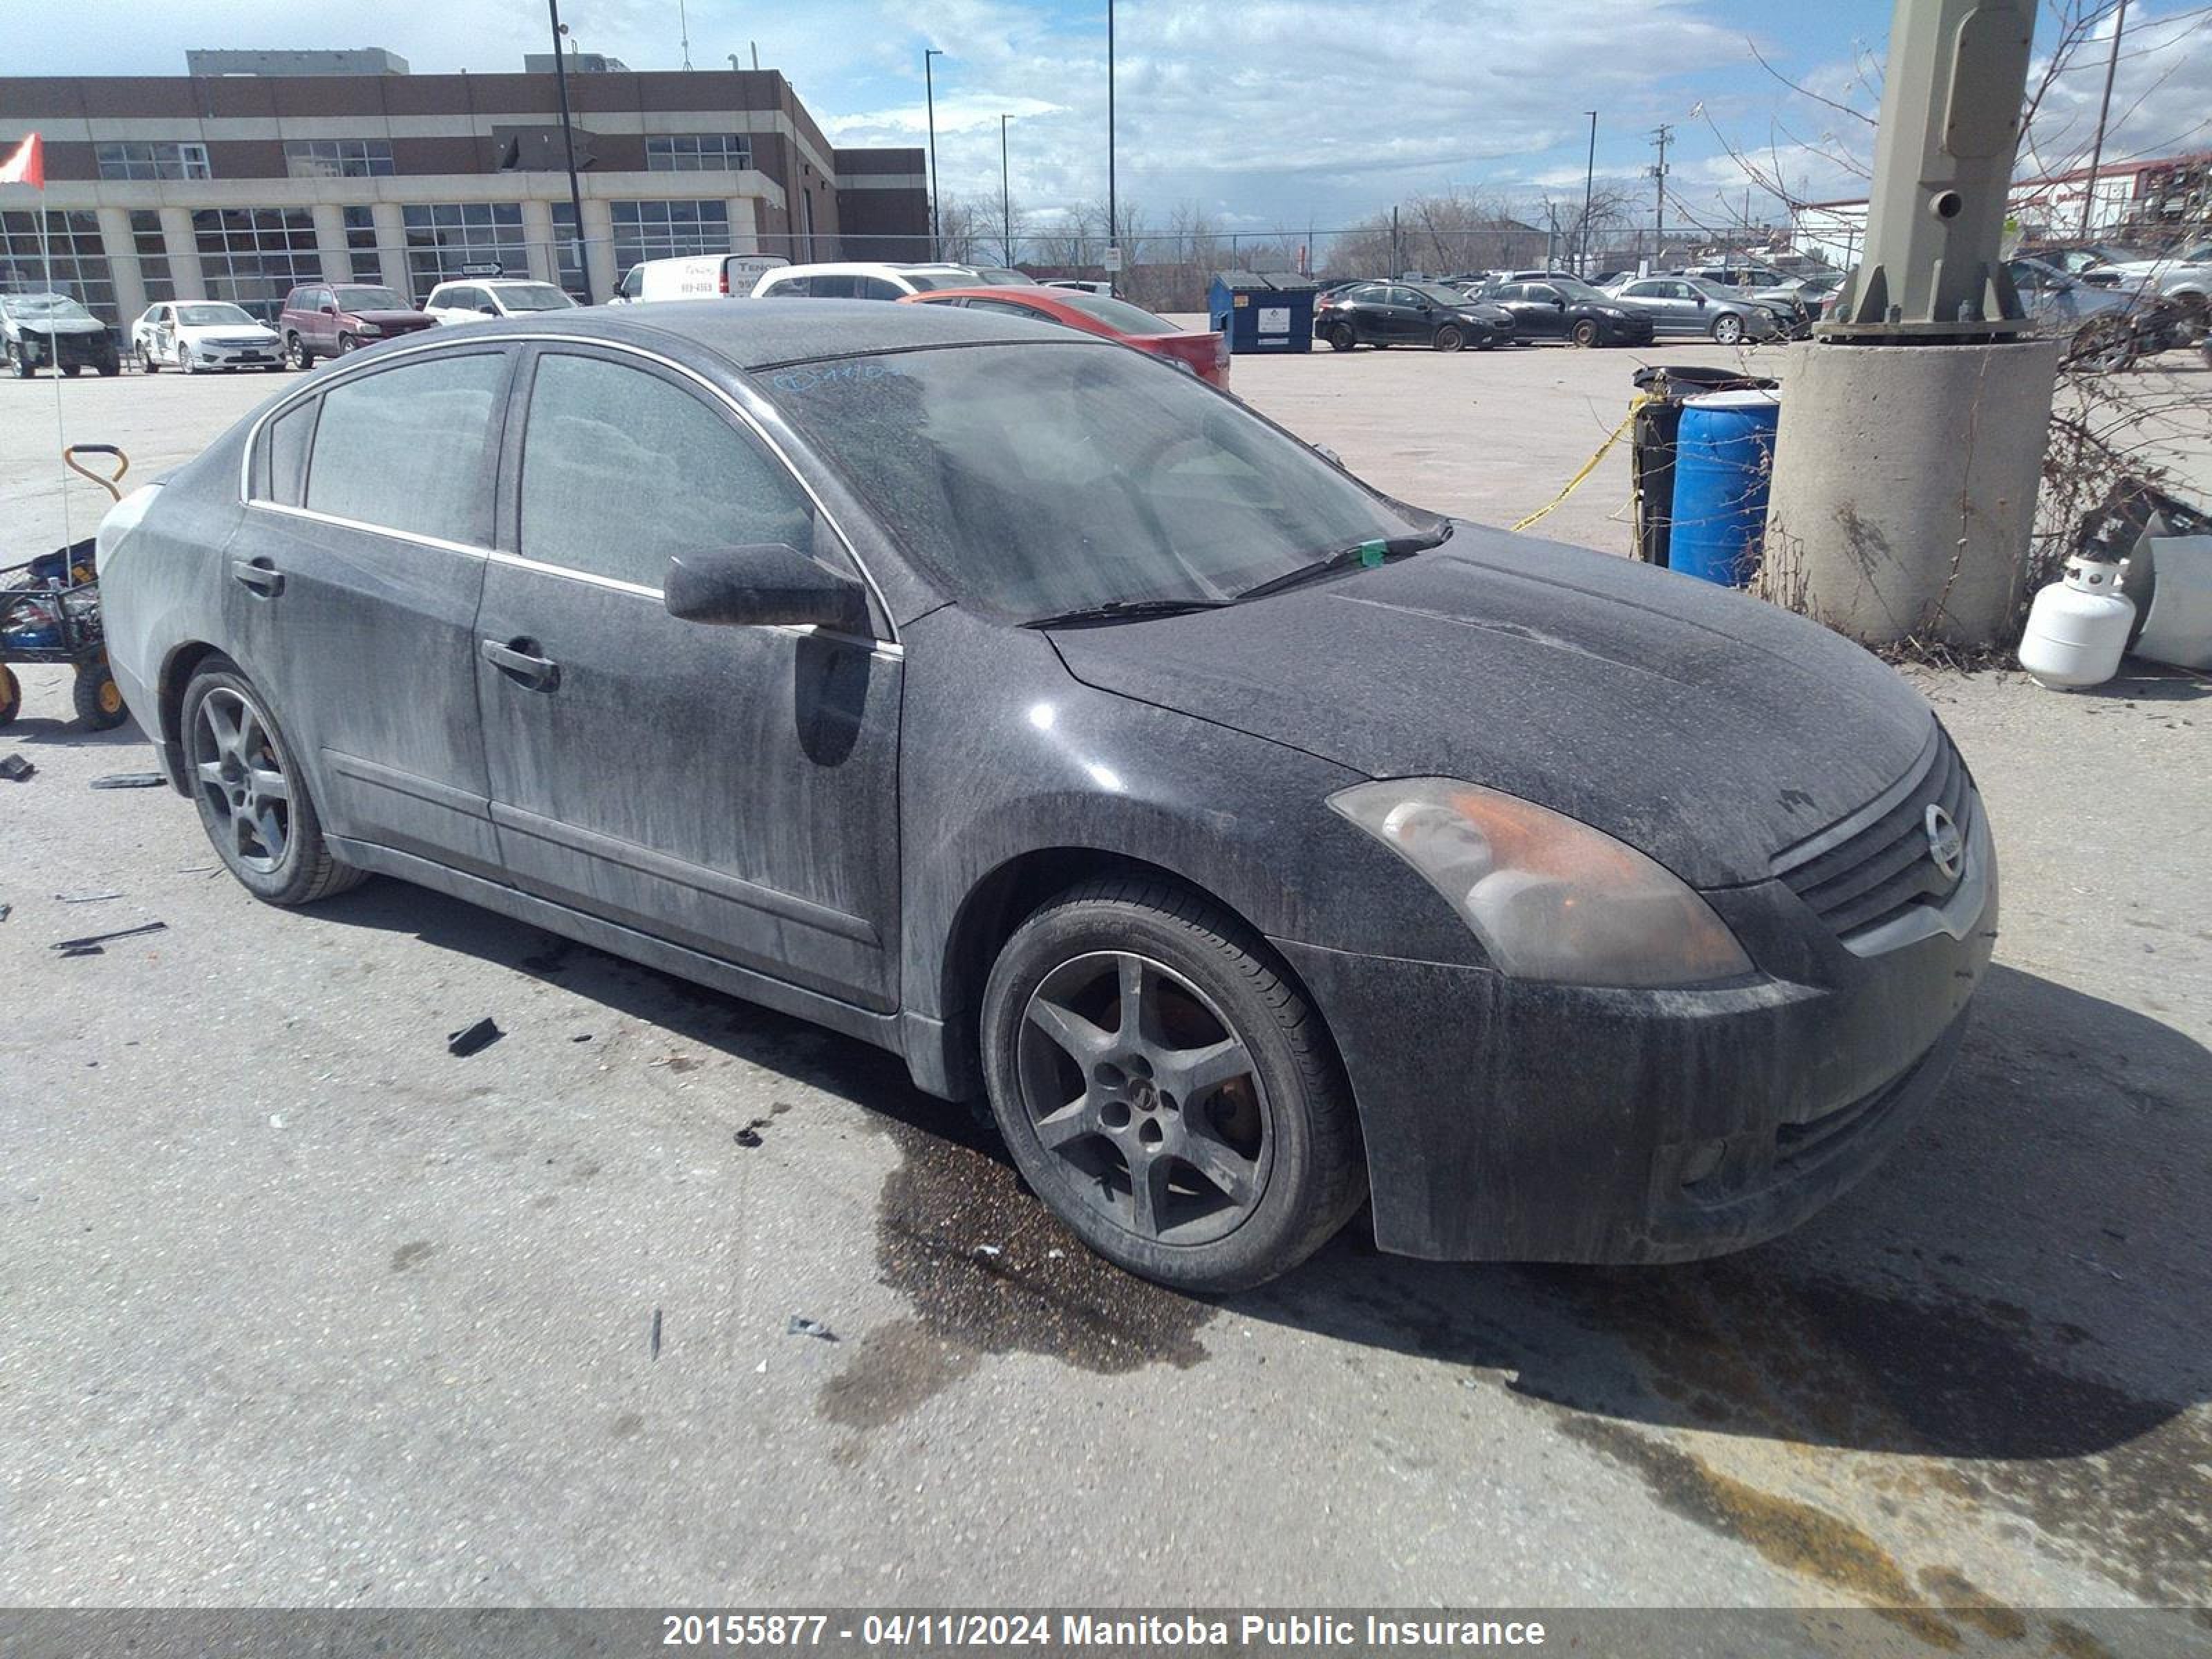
[1669,389,1782,586]
[1207,271,1319,355]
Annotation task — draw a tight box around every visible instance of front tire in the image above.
[176,340,197,375]
[9,342,33,378]
[1432,324,1465,353]
[1571,317,1602,348]
[1711,313,1746,345]
[980,879,1365,1293]
[337,332,360,355]
[180,659,364,906]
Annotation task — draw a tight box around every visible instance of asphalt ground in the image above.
[2,329,2208,1645]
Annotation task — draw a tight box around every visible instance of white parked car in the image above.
[131,301,283,374]
[422,279,580,324]
[749,261,986,299]
[609,253,790,304]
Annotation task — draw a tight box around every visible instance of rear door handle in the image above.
[480,637,560,691]
[231,557,283,596]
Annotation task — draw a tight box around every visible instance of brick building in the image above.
[0,50,929,324]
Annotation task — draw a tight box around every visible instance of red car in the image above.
[899,285,1230,388]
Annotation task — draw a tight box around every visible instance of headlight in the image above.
[1329,778,1752,987]
[355,322,383,337]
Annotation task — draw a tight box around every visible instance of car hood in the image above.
[12,315,106,337]
[1049,532,1935,888]
[350,308,433,327]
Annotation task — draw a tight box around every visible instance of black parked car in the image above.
[96,302,1994,1291]
[1479,278,1656,347]
[1313,281,1513,351]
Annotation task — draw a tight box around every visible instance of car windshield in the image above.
[494,283,575,311]
[765,342,1437,621]
[178,303,257,327]
[1546,278,1610,303]
[1684,278,1743,300]
[3,293,94,321]
[900,271,973,291]
[1409,283,1471,306]
[334,286,406,310]
[1053,291,1176,334]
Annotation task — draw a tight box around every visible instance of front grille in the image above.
[1772,726,1975,943]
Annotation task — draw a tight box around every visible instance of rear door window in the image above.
[854,276,905,301]
[305,350,508,544]
[516,351,825,590]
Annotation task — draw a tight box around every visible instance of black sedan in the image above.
[1479,278,1656,347]
[95,302,1995,1291]
[1313,281,1513,351]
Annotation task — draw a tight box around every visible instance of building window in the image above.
[549,203,590,303]
[130,210,175,305]
[344,206,379,278]
[95,141,212,181]
[284,139,395,180]
[610,199,731,272]
[1,209,119,322]
[402,202,528,297]
[191,207,321,323]
[646,134,753,172]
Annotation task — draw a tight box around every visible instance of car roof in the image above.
[760,261,974,280]
[400,295,1071,369]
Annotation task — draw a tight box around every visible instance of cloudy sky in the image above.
[15,1,2211,234]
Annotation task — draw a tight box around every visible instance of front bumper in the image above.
[194,340,280,368]
[1273,825,1997,1264]
[17,330,115,368]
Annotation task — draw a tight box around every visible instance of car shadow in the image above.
[313,878,2210,1471]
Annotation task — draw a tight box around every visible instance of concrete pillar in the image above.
[158,207,205,301]
[310,203,353,284]
[1759,337,2065,649]
[94,207,146,325]
[368,201,411,297]
[726,195,759,254]
[519,196,559,285]
[581,197,619,306]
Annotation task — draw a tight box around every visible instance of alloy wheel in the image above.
[1014,950,1273,1246]
[190,686,293,873]
[1713,314,1745,345]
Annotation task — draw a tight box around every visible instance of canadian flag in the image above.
[0,133,44,189]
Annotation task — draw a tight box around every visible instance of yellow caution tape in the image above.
[1511,397,1647,534]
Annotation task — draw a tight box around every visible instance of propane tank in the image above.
[2019,553,2135,689]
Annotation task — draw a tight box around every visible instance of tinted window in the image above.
[306,351,507,543]
[766,342,1433,621]
[518,353,820,590]
[966,297,1053,320]
[1056,291,1174,333]
[855,277,904,301]
[807,274,859,299]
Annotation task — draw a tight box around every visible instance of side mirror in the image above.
[321,303,339,316]
[665,543,872,635]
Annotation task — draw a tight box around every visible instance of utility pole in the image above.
[1391,204,1401,278]
[1650,123,1671,264]
[924,48,944,261]
[1580,111,1597,277]
[1106,0,1118,281]
[2080,0,2128,238]
[1765,0,2050,651]
[545,0,589,298]
[1000,114,1013,267]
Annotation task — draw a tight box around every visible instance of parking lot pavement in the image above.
[3,349,2210,1629]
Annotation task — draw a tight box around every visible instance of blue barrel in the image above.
[1669,389,1781,586]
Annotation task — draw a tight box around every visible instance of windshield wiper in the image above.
[1232,523,1453,603]
[1019,595,1234,630]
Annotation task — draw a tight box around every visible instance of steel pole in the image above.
[547,0,590,298]
[1581,111,1597,276]
[1106,0,1118,277]
[924,49,944,261]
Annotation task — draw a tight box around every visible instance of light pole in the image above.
[546,0,589,297]
[1106,0,1118,280]
[1580,111,1597,276]
[924,48,944,261]
[2079,0,2128,238]
[1000,114,1013,266]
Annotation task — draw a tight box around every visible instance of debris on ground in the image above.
[55,890,121,904]
[52,920,166,954]
[445,1017,503,1058]
[570,1033,592,1043]
[973,1244,1004,1259]
[0,903,11,924]
[0,754,35,782]
[786,1315,837,1342]
[650,1307,663,1360]
[733,1116,772,1148]
[89,772,166,789]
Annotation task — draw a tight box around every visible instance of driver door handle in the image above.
[480,637,560,691]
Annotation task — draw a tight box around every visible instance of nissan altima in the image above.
[94,301,1996,1291]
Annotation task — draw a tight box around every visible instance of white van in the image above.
[610,253,790,304]
[749,261,984,299]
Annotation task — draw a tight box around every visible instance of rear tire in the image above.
[284,334,311,370]
[1432,324,1465,353]
[180,659,365,906]
[980,878,1366,1293]
[1324,324,1356,353]
[72,661,129,731]
[10,342,33,378]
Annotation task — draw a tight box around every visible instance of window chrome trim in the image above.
[243,498,491,561]
[236,329,899,647]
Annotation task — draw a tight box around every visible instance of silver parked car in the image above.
[1600,276,1791,344]
[2005,257,2177,371]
